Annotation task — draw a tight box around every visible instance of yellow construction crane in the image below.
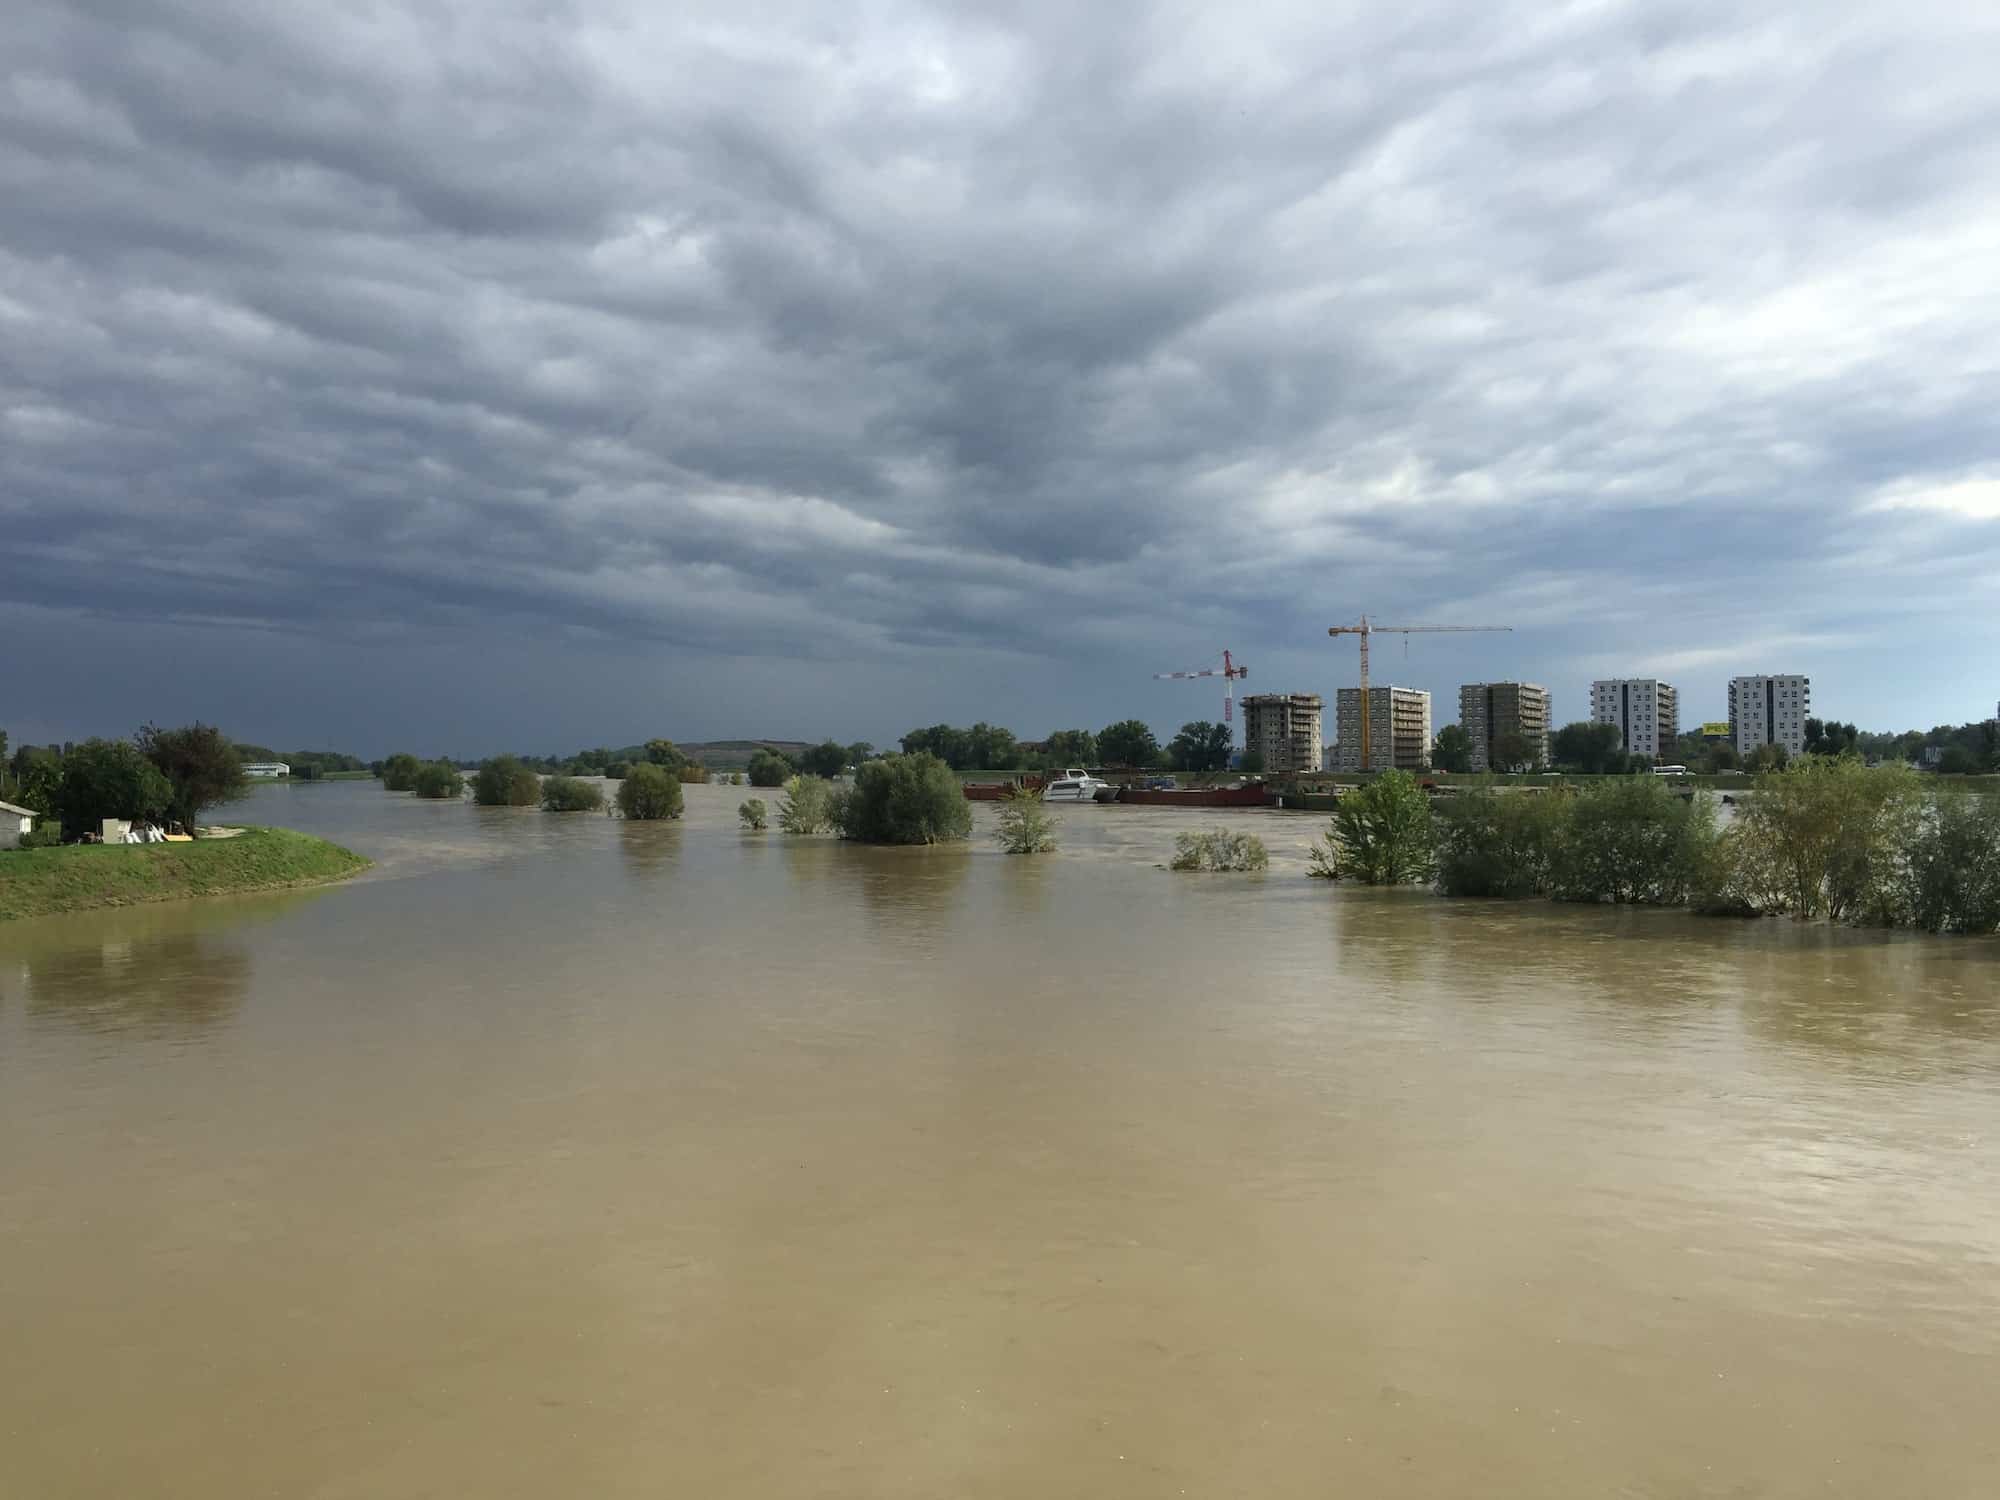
[1327,616,1512,770]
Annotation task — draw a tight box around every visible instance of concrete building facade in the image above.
[1458,682,1552,771]
[1590,679,1680,761]
[1728,674,1811,758]
[1334,686,1432,772]
[1240,693,1323,777]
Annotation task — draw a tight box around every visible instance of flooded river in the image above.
[4,781,1998,1497]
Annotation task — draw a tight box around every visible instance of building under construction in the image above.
[1240,693,1323,775]
[1459,682,1552,771]
[1334,686,1432,772]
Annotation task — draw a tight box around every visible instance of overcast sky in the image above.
[5,0,1998,756]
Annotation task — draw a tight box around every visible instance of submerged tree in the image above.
[618,763,684,820]
[994,786,1058,854]
[837,753,972,844]
[472,755,542,807]
[1310,769,1434,883]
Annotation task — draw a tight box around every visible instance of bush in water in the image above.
[540,775,605,813]
[1729,756,1919,922]
[995,786,1058,854]
[777,775,834,834]
[471,755,541,807]
[380,753,423,791]
[618,763,684,820]
[1170,829,1269,872]
[836,753,972,845]
[1893,789,2000,934]
[411,762,463,799]
[1550,775,1722,907]
[747,750,792,787]
[1432,783,1566,898]
[738,798,768,831]
[1310,770,1433,884]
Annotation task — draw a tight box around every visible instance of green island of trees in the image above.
[1309,759,2000,935]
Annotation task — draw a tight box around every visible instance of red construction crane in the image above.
[1326,617,1511,770]
[1154,649,1249,723]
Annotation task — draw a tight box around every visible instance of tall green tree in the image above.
[1431,724,1473,774]
[747,748,792,787]
[618,763,684,820]
[52,740,173,835]
[1097,719,1160,768]
[796,740,850,778]
[1167,721,1233,772]
[1041,728,1098,767]
[1491,730,1537,773]
[644,738,688,771]
[380,753,423,791]
[845,741,876,768]
[1551,721,1627,774]
[137,722,247,831]
[1310,770,1435,884]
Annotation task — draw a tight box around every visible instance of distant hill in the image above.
[675,739,815,768]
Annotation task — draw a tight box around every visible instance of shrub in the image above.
[1550,776,1721,906]
[380,753,423,791]
[777,774,834,834]
[472,755,542,807]
[17,824,64,849]
[1432,784,1566,897]
[1894,790,2000,934]
[541,775,605,812]
[1310,770,1434,884]
[738,798,768,831]
[836,752,973,844]
[601,761,630,780]
[618,763,684,820]
[995,787,1058,854]
[411,762,464,799]
[729,772,745,786]
[747,749,792,787]
[1730,757,1919,922]
[1170,829,1269,871]
[676,763,709,784]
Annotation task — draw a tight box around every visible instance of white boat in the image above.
[1041,768,1110,803]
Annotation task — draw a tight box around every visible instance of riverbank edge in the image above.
[0,826,370,921]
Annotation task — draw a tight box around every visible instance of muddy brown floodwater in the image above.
[3,781,1998,1497]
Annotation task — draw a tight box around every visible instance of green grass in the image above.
[0,826,369,921]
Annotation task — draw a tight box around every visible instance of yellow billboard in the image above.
[1699,721,1731,738]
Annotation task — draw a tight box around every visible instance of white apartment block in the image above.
[1334,686,1432,772]
[1589,679,1679,762]
[1729,675,1811,758]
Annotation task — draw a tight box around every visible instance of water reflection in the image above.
[616,820,685,879]
[851,845,971,942]
[18,927,253,1036]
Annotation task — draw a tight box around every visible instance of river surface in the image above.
[4,781,1998,1497]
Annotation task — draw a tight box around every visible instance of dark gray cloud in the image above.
[4,0,1998,752]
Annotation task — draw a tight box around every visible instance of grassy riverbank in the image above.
[0,827,369,921]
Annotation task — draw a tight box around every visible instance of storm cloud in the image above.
[4,0,1998,751]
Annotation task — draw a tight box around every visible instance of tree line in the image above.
[898,720,1239,773]
[1,724,251,841]
[1312,758,2000,934]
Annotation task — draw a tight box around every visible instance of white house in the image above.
[243,762,291,778]
[1,799,39,850]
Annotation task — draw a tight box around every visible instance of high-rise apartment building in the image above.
[1458,682,1551,771]
[1728,674,1811,758]
[1590,679,1680,761]
[1240,693,1323,776]
[1334,686,1432,772]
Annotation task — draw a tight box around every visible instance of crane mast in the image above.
[1326,617,1512,771]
